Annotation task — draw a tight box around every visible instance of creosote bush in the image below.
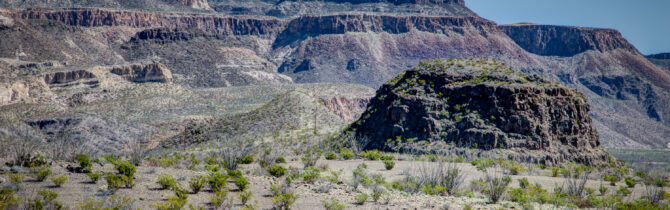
[325,152,337,160]
[157,173,178,190]
[339,148,354,160]
[51,175,68,188]
[271,183,297,210]
[86,172,103,184]
[383,159,395,170]
[189,176,207,193]
[268,165,287,177]
[322,198,346,210]
[354,193,368,205]
[33,166,51,182]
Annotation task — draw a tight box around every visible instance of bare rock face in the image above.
[110,63,173,83]
[499,24,637,57]
[343,58,610,166]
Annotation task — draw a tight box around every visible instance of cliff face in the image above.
[500,24,637,57]
[110,63,173,83]
[342,58,609,166]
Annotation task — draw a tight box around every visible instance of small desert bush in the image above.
[106,172,123,190]
[325,152,337,160]
[301,167,321,183]
[8,172,25,186]
[617,186,631,197]
[240,155,254,164]
[339,148,354,160]
[361,150,382,160]
[268,165,287,177]
[271,183,298,210]
[86,172,103,184]
[322,198,346,210]
[78,194,135,209]
[153,195,187,210]
[157,173,178,190]
[410,162,463,195]
[354,193,368,205]
[470,157,495,171]
[32,166,51,182]
[301,149,321,168]
[604,175,619,186]
[189,176,207,193]
[51,175,68,188]
[0,189,20,209]
[383,159,395,170]
[208,172,229,192]
[518,177,530,189]
[210,188,232,208]
[76,154,92,171]
[233,176,249,191]
[240,190,253,205]
[482,173,510,203]
[624,177,636,188]
[275,156,286,163]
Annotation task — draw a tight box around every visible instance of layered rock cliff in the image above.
[341,58,610,166]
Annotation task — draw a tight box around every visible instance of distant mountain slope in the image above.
[647,53,670,72]
[0,1,669,149]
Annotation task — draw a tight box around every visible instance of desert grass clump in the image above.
[51,175,68,188]
[32,166,51,182]
[189,176,207,193]
[157,173,178,190]
[410,162,464,195]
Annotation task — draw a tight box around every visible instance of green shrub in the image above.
[635,170,646,179]
[482,175,510,203]
[8,173,25,186]
[0,189,20,209]
[624,177,636,188]
[268,165,287,177]
[518,178,530,189]
[33,166,51,182]
[86,172,103,184]
[51,176,68,188]
[339,148,355,160]
[551,167,560,177]
[153,195,187,210]
[234,176,249,191]
[617,186,631,197]
[189,176,207,193]
[210,188,231,208]
[240,155,254,164]
[38,190,58,203]
[383,159,395,170]
[76,154,92,170]
[106,173,123,190]
[354,193,368,205]
[599,183,609,195]
[421,184,447,195]
[271,184,297,210]
[361,150,382,160]
[157,173,177,190]
[301,149,321,168]
[208,172,229,192]
[325,152,337,160]
[509,188,529,203]
[301,167,321,183]
[381,155,394,161]
[78,194,135,210]
[471,158,495,171]
[227,169,243,178]
[322,198,346,210]
[240,190,252,205]
[275,157,286,163]
[604,175,619,186]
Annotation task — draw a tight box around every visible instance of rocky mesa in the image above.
[340,58,610,166]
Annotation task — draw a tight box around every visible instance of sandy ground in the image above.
[1,157,665,209]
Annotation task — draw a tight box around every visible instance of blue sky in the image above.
[465,0,670,55]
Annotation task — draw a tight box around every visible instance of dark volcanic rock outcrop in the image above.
[343,58,609,166]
